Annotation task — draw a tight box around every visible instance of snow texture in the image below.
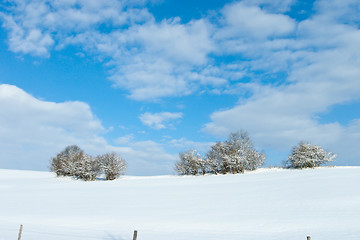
[0,167,359,240]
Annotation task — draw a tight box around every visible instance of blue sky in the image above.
[0,0,360,175]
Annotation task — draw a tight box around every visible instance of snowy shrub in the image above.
[73,154,102,181]
[97,152,127,180]
[206,142,229,174]
[206,131,265,174]
[50,153,63,177]
[50,145,84,177]
[286,142,336,169]
[175,131,265,176]
[50,146,126,181]
[174,149,206,175]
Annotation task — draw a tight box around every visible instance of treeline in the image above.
[174,131,336,176]
[49,131,336,179]
[50,145,126,181]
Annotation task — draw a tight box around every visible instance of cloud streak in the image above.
[139,112,183,130]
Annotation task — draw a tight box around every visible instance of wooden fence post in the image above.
[133,230,138,240]
[18,224,23,240]
[307,236,311,240]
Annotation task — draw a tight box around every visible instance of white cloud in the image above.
[219,2,296,40]
[139,112,183,130]
[332,119,360,165]
[204,92,360,166]
[132,18,213,66]
[241,0,296,13]
[204,0,360,166]
[0,0,298,99]
[204,84,345,148]
[168,138,214,154]
[0,84,178,174]
[96,18,214,100]
[314,0,360,24]
[0,84,106,170]
[0,0,152,56]
[1,0,219,100]
[1,15,54,56]
[115,134,135,145]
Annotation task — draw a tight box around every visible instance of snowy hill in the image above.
[0,167,359,240]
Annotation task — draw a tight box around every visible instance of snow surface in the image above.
[0,167,359,240]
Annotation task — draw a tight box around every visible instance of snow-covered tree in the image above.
[174,149,205,175]
[197,154,208,175]
[73,154,102,181]
[206,142,229,174]
[50,145,84,177]
[286,142,336,169]
[50,145,110,181]
[207,131,265,174]
[98,152,127,180]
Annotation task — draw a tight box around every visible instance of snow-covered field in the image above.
[0,167,359,240]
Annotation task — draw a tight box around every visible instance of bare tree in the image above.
[174,149,205,175]
[286,142,336,169]
[206,142,229,174]
[50,145,84,177]
[98,152,127,180]
[50,145,102,181]
[74,154,102,181]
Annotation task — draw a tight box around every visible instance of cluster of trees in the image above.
[49,133,336,179]
[175,131,336,176]
[50,145,126,181]
[175,131,266,175]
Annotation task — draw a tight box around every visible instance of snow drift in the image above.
[0,167,359,240]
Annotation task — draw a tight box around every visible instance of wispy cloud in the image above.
[0,0,299,100]
[73,18,215,100]
[241,0,296,13]
[139,112,183,130]
[218,2,296,40]
[1,1,216,100]
[0,0,152,56]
